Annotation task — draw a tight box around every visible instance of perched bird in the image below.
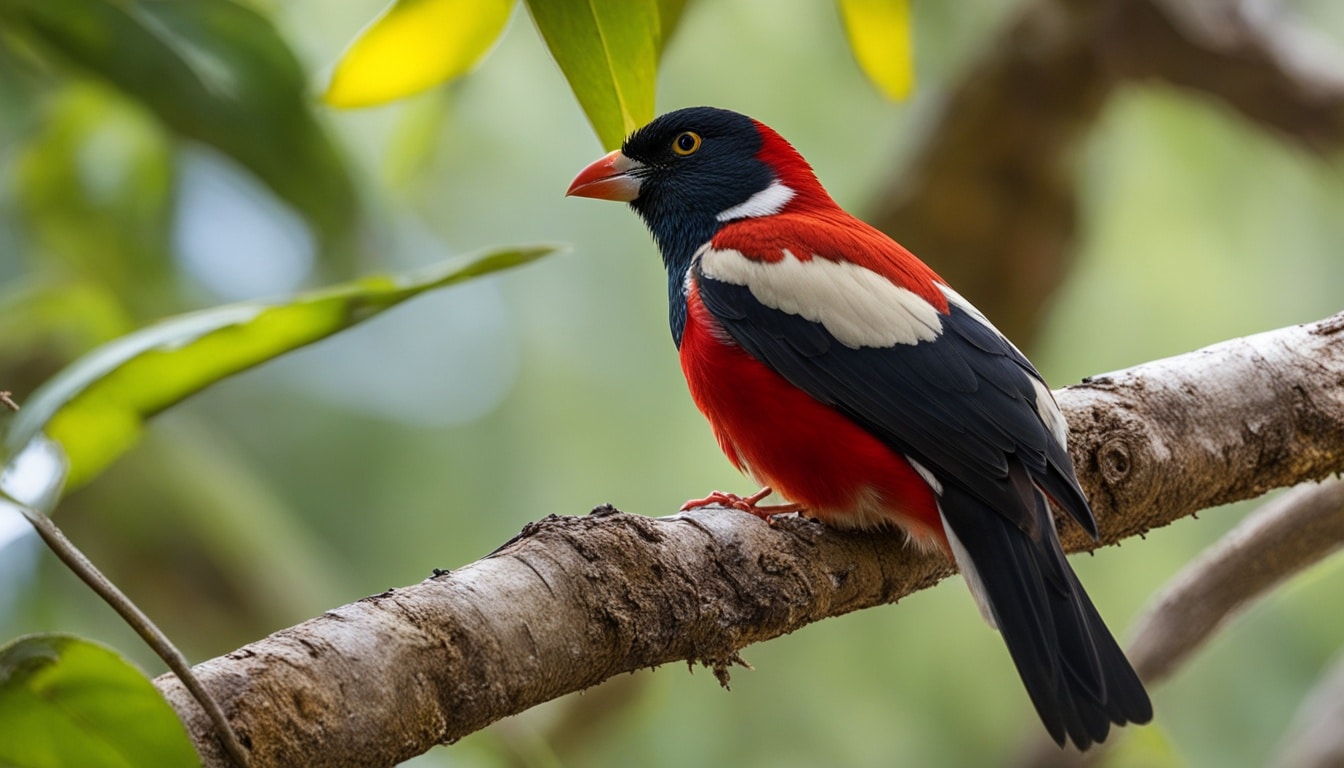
[567,106,1152,749]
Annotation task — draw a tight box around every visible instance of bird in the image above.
[566,106,1152,749]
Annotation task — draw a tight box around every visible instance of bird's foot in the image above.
[680,486,804,522]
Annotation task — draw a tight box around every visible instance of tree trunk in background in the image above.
[868,0,1344,349]
[868,0,1114,349]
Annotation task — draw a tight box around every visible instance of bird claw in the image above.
[680,490,749,512]
[680,487,804,523]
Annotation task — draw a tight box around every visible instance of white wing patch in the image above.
[1030,377,1069,449]
[906,456,943,495]
[698,247,943,348]
[716,181,796,222]
[939,283,1028,358]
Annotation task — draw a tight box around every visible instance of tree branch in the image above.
[1051,312,1344,547]
[153,312,1344,767]
[1100,0,1344,153]
[1128,479,1344,684]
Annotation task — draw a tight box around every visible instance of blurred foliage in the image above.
[325,0,908,149]
[4,0,361,256]
[0,634,198,767]
[4,244,554,494]
[837,0,914,100]
[324,0,516,109]
[0,0,1342,767]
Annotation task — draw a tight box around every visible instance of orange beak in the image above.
[566,150,643,202]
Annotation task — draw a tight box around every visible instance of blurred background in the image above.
[2,0,1344,765]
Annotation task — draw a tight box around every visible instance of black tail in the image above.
[938,479,1152,749]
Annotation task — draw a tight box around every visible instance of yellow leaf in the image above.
[837,0,915,100]
[325,0,515,109]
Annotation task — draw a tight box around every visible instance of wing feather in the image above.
[696,219,1092,534]
[693,217,1150,747]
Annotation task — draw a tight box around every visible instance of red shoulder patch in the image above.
[750,121,829,204]
[710,211,950,313]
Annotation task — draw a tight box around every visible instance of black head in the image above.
[566,107,812,346]
[620,107,776,232]
[567,107,783,267]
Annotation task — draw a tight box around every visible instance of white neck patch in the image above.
[716,181,795,222]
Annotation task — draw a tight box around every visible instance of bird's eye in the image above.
[671,131,701,156]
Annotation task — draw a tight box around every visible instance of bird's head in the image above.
[567,107,831,261]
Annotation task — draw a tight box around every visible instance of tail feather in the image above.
[937,477,1152,749]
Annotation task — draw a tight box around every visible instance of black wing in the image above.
[693,267,1091,536]
[694,265,1151,748]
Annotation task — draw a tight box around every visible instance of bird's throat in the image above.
[634,204,722,349]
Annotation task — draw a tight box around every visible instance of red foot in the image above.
[679,486,804,522]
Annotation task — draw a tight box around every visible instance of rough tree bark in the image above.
[156,312,1344,768]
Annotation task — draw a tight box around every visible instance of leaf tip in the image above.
[837,0,916,102]
[324,0,514,110]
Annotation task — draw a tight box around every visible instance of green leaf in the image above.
[525,0,660,150]
[324,0,515,109]
[836,0,915,100]
[2,245,559,496]
[0,634,200,767]
[9,0,360,247]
